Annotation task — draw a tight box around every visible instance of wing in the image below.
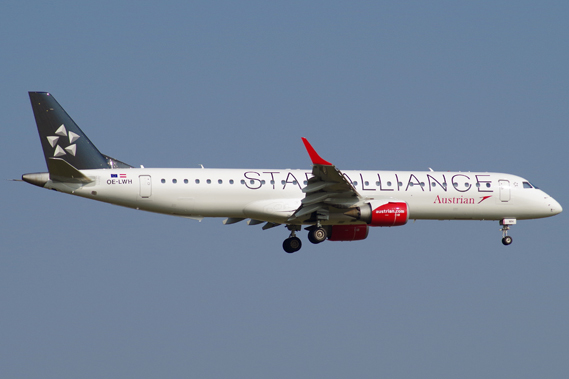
[288,138,364,223]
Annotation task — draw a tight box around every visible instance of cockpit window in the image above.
[531,182,539,189]
[523,182,533,189]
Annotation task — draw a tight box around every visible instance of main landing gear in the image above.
[500,218,516,246]
[307,225,327,244]
[283,225,302,253]
[282,224,328,253]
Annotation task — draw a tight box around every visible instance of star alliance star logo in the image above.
[46,124,80,157]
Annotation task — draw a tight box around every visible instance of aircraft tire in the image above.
[502,236,513,245]
[308,227,327,244]
[283,237,302,253]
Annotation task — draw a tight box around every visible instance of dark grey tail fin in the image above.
[29,92,131,171]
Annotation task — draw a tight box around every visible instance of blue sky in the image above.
[1,1,568,378]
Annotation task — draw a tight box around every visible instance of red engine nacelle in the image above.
[328,224,369,241]
[344,201,409,227]
[369,202,409,226]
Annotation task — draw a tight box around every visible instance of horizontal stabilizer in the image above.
[47,158,93,183]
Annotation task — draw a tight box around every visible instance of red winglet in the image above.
[301,138,332,166]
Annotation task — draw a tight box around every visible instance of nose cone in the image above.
[548,197,563,215]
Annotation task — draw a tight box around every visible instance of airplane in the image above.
[21,92,562,253]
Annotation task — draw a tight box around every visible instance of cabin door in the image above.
[498,180,510,202]
[139,175,152,198]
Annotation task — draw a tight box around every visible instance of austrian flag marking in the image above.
[107,173,132,185]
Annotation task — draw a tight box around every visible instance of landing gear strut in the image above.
[500,218,516,245]
[283,225,302,253]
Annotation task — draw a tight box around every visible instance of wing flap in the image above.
[290,203,323,219]
[302,181,337,193]
[301,191,336,206]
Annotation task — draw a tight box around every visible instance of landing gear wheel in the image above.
[308,227,327,244]
[500,219,515,246]
[283,237,302,253]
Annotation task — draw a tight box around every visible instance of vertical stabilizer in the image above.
[29,92,110,170]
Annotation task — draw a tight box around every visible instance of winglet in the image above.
[301,138,332,166]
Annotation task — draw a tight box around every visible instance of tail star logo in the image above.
[46,124,80,157]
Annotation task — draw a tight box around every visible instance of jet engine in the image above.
[344,201,409,227]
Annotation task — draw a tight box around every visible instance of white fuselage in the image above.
[43,168,562,225]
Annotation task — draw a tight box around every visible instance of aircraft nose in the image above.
[547,197,562,215]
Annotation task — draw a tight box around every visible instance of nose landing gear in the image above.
[500,218,516,245]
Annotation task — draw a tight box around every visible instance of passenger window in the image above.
[195,179,200,184]
[218,179,223,184]
[172,179,177,184]
[207,179,211,184]
[184,179,188,184]
[229,179,234,184]
[161,179,165,184]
